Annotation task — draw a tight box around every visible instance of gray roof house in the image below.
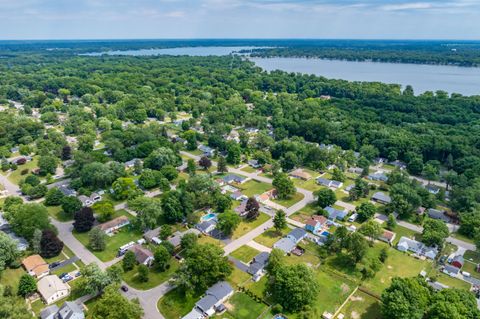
[287,228,308,244]
[58,185,76,197]
[273,237,297,255]
[168,228,201,248]
[443,265,460,277]
[372,192,391,204]
[40,305,59,319]
[195,282,234,317]
[56,301,85,319]
[247,252,270,277]
[196,220,216,234]
[325,206,348,221]
[222,174,246,184]
[396,236,438,259]
[427,208,450,223]
[316,177,343,188]
[198,145,215,157]
[367,172,389,182]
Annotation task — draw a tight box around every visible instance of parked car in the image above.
[62,275,73,282]
[74,271,81,277]
[58,273,68,279]
[49,261,61,269]
[121,285,129,292]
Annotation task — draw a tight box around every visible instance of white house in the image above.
[37,275,71,305]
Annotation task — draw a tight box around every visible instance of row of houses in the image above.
[273,228,308,255]
[396,236,438,260]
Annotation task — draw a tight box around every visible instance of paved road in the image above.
[0,173,24,199]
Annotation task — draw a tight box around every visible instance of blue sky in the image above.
[1,0,479,39]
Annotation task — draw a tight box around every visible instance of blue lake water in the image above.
[83,46,480,96]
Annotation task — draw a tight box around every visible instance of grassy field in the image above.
[8,156,39,185]
[123,260,179,290]
[340,291,382,319]
[226,292,268,319]
[227,267,252,288]
[290,169,322,191]
[239,180,272,197]
[232,213,270,240]
[0,267,25,291]
[73,226,143,262]
[465,250,480,264]
[230,245,260,263]
[253,227,290,248]
[198,234,225,248]
[158,288,203,319]
[462,261,480,279]
[45,205,73,222]
[272,192,305,208]
[388,224,420,245]
[240,166,257,173]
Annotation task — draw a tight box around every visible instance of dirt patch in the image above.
[350,311,360,319]
[350,296,364,302]
[341,283,350,294]
[224,301,234,311]
[387,265,393,269]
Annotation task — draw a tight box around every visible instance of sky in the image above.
[1,0,480,40]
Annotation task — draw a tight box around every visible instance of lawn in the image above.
[230,245,260,263]
[232,213,270,240]
[463,261,480,279]
[253,227,289,248]
[30,299,45,317]
[0,267,25,291]
[244,275,268,298]
[241,166,257,173]
[73,226,143,262]
[45,205,73,222]
[272,192,305,208]
[340,291,382,319]
[238,180,272,197]
[290,203,318,223]
[8,156,39,185]
[123,260,179,290]
[465,250,480,264]
[227,292,268,319]
[198,234,225,248]
[362,243,430,294]
[158,288,202,319]
[227,267,252,288]
[388,224,420,245]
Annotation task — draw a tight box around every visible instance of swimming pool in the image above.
[201,213,217,222]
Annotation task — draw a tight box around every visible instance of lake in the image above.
[250,57,480,96]
[83,46,480,96]
[82,46,262,57]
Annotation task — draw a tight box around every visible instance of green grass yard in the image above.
[226,292,268,319]
[73,226,143,262]
[465,250,480,264]
[240,166,257,173]
[340,291,382,319]
[8,156,39,185]
[158,288,202,319]
[238,180,272,197]
[253,227,289,248]
[123,260,179,290]
[272,192,305,208]
[230,245,260,263]
[232,213,270,240]
[45,205,73,222]
[0,267,25,291]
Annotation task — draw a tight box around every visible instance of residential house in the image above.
[287,228,308,244]
[98,216,130,235]
[248,159,261,168]
[256,189,277,204]
[389,160,407,170]
[128,244,154,267]
[194,281,234,317]
[427,208,450,223]
[222,174,246,184]
[37,275,70,305]
[143,227,162,245]
[234,199,248,217]
[348,213,358,222]
[247,252,270,281]
[316,177,343,189]
[167,229,201,248]
[289,168,312,181]
[230,191,247,201]
[396,236,438,259]
[40,305,59,319]
[305,215,328,233]
[348,167,363,174]
[58,185,76,197]
[372,192,391,204]
[273,237,297,255]
[367,172,389,182]
[416,207,426,215]
[425,184,441,195]
[78,192,102,207]
[443,265,460,277]
[325,206,348,221]
[374,157,387,165]
[124,158,141,169]
[319,143,334,151]
[451,255,464,269]
[196,220,216,234]
[345,184,354,192]
[379,230,396,245]
[245,127,259,134]
[198,145,215,157]
[22,255,49,279]
[56,301,85,319]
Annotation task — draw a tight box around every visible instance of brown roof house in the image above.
[98,216,130,235]
[128,244,154,267]
[379,230,396,245]
[22,255,50,279]
[289,169,312,181]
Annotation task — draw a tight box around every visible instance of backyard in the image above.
[226,292,269,319]
[272,192,305,208]
[232,213,270,240]
[339,290,382,319]
[253,227,290,248]
[123,260,179,290]
[238,180,272,198]
[230,245,260,263]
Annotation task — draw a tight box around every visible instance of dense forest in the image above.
[0,50,479,215]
